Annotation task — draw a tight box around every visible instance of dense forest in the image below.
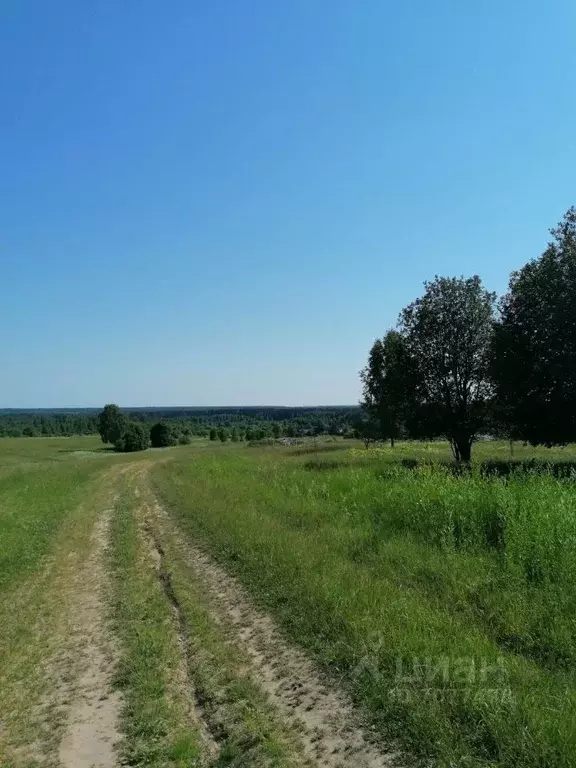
[0,406,359,440]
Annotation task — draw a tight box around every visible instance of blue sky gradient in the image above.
[2,1,575,406]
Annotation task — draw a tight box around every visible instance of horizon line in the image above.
[0,404,360,411]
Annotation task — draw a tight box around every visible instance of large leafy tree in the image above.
[492,208,576,446]
[97,404,126,445]
[400,275,496,461]
[360,330,410,447]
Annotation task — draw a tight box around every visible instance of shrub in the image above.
[178,434,192,445]
[114,422,150,453]
[150,421,178,448]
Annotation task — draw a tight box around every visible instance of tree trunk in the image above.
[450,439,459,462]
[457,438,472,463]
[450,437,472,463]
[390,435,395,448]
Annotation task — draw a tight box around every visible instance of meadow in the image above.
[1,435,576,767]
[153,439,576,767]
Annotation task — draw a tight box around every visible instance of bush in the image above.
[114,422,150,453]
[178,434,192,445]
[150,421,178,448]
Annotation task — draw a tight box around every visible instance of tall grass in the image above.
[154,443,576,767]
[0,461,103,593]
[308,461,576,587]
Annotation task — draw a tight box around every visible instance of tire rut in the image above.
[140,517,222,762]
[146,484,400,768]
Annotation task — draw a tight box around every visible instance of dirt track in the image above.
[3,461,398,767]
[58,505,123,768]
[136,465,397,768]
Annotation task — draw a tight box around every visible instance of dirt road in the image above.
[1,461,398,767]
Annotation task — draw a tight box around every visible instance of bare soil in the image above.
[57,506,122,768]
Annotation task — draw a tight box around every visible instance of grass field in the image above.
[1,436,576,767]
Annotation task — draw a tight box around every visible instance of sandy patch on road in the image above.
[57,506,123,768]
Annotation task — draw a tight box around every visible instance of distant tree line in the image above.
[0,412,99,438]
[0,406,360,442]
[360,207,576,461]
[96,404,363,453]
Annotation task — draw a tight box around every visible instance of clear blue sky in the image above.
[2,1,575,407]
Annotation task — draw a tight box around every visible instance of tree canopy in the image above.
[360,330,411,447]
[114,422,150,453]
[360,209,576,459]
[492,208,576,446]
[362,275,496,461]
[401,276,496,461]
[150,421,178,448]
[97,404,126,445]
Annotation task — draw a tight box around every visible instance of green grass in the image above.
[158,513,310,768]
[109,481,206,767]
[153,441,576,768]
[0,434,106,465]
[0,443,116,764]
[109,468,310,767]
[4,434,576,766]
[0,441,107,594]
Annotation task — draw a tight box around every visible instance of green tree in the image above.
[231,426,240,442]
[97,404,126,445]
[218,427,229,442]
[360,330,410,447]
[150,421,178,448]
[209,427,218,441]
[114,422,150,453]
[272,423,282,439]
[492,208,576,446]
[400,275,496,462]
